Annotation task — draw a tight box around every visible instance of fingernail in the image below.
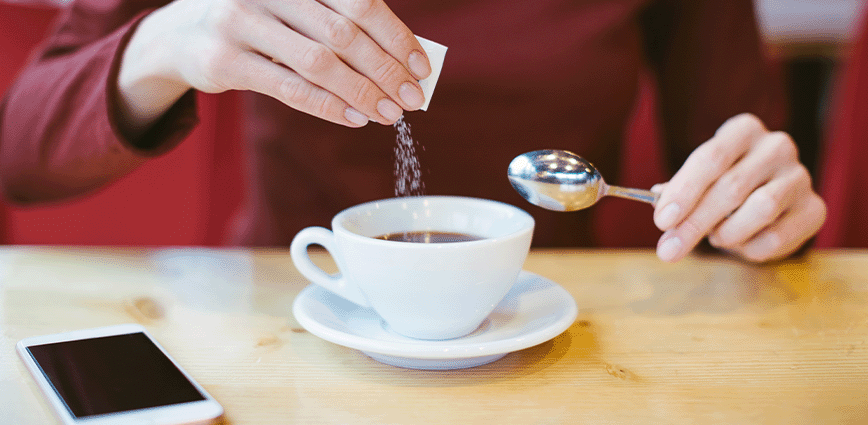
[708,234,720,247]
[658,235,682,262]
[408,50,431,80]
[344,107,369,127]
[656,203,680,230]
[377,98,403,122]
[398,82,425,110]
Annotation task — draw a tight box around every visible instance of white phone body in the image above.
[17,324,224,425]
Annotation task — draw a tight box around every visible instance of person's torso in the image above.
[233,0,651,246]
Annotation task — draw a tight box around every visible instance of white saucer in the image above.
[292,271,578,370]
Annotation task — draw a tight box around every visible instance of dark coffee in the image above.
[375,231,483,243]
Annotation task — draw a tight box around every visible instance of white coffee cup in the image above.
[290,196,534,340]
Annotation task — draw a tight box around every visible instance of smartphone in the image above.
[16,324,223,425]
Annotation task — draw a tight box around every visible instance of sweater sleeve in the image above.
[639,0,788,175]
[0,0,197,204]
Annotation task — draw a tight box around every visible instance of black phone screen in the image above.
[25,332,206,418]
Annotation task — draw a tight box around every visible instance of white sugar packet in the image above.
[415,36,447,111]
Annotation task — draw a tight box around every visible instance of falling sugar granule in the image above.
[393,116,425,197]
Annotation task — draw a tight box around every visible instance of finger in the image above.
[237,13,402,124]
[317,0,432,79]
[269,0,426,111]
[732,193,826,263]
[663,130,799,260]
[228,50,369,127]
[708,163,810,248]
[654,113,767,231]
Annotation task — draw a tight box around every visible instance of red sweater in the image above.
[0,0,784,247]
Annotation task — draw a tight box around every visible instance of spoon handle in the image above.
[604,185,660,206]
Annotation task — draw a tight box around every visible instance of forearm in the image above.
[0,2,195,204]
[1,16,145,203]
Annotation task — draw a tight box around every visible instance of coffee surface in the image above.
[375,231,483,243]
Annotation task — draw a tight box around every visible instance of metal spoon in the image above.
[507,149,659,212]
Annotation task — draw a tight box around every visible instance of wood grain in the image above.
[2,248,867,424]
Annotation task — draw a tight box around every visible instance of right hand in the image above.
[118,0,432,131]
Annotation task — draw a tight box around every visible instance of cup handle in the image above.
[290,227,371,308]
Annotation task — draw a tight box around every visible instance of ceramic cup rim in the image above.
[330,195,535,247]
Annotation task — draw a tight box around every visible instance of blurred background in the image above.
[0,0,865,246]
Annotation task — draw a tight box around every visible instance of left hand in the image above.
[652,113,826,263]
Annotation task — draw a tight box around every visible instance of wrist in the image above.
[116,7,191,139]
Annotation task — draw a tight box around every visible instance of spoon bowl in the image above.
[507,149,659,212]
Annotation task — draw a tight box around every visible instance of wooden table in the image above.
[2,247,867,424]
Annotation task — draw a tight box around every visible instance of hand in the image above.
[652,113,826,263]
[117,0,432,135]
